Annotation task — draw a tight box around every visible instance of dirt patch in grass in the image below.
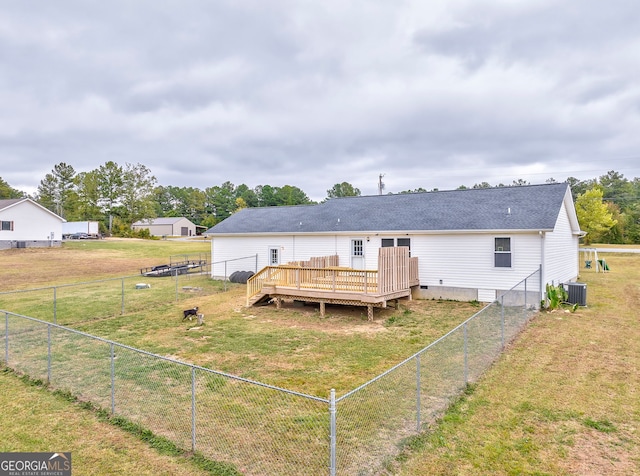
[563,427,637,476]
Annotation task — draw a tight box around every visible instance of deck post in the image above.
[367,305,373,321]
[320,301,325,317]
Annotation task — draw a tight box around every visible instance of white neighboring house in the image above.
[204,183,583,303]
[132,217,198,237]
[0,198,65,249]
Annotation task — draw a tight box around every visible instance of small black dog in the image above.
[182,306,199,321]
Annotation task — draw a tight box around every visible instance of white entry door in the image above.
[351,239,365,269]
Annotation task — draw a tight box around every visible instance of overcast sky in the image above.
[2,1,639,202]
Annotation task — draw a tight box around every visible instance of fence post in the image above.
[110,343,115,415]
[4,312,8,364]
[500,295,505,349]
[175,269,179,301]
[191,366,196,452]
[53,287,57,324]
[47,324,52,383]
[539,264,543,306]
[330,388,337,476]
[224,262,227,292]
[463,322,468,384]
[524,277,528,315]
[121,278,125,315]
[416,354,421,432]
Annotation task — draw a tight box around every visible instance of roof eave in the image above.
[205,228,554,237]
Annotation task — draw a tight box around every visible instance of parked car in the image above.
[69,232,89,239]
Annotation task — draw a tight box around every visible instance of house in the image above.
[132,217,198,237]
[0,198,65,249]
[204,183,582,303]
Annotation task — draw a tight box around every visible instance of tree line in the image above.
[0,164,637,243]
[0,162,364,236]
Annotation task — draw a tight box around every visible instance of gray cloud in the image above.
[1,0,639,201]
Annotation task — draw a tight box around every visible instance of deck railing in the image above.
[247,266,380,304]
[247,250,419,305]
[409,257,419,286]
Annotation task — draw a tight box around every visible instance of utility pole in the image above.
[378,174,385,195]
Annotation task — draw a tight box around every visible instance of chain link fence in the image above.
[1,267,541,475]
[333,267,542,474]
[0,254,260,326]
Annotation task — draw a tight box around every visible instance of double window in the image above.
[1,221,13,231]
[381,237,411,256]
[494,237,511,268]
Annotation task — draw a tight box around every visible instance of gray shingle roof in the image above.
[0,199,23,211]
[132,217,190,226]
[205,183,570,235]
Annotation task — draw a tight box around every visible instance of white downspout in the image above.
[539,231,546,300]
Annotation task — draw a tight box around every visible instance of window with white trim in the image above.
[494,237,511,268]
[1,221,13,231]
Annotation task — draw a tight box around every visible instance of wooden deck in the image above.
[246,248,419,320]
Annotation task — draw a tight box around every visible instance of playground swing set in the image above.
[581,248,609,272]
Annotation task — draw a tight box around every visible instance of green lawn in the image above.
[3,240,638,474]
[0,239,481,475]
[394,251,640,475]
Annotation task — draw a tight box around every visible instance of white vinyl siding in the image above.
[211,236,288,277]
[290,235,340,263]
[211,234,376,278]
[212,232,541,291]
[0,200,63,242]
[410,233,541,291]
[544,200,579,285]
